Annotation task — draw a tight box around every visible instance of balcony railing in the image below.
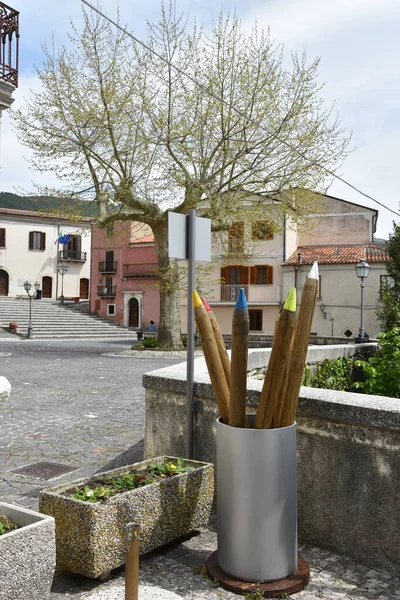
[58,250,87,262]
[220,284,282,303]
[0,3,19,88]
[97,286,116,298]
[99,261,117,274]
[220,284,249,302]
[123,263,158,277]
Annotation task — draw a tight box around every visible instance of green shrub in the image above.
[354,328,400,398]
[142,336,159,348]
[302,356,353,391]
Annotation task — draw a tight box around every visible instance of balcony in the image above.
[58,250,87,262]
[220,284,282,304]
[123,263,158,277]
[99,261,117,274]
[0,3,19,88]
[97,286,116,298]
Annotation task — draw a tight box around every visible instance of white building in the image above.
[0,208,91,300]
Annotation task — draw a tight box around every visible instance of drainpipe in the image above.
[55,224,60,300]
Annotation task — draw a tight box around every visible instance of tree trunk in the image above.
[152,220,183,349]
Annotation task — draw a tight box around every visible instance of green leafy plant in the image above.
[0,515,18,536]
[244,590,264,600]
[354,328,400,397]
[302,356,353,391]
[70,459,194,503]
[142,336,159,348]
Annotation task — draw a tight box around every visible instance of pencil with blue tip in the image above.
[228,288,250,428]
[193,290,230,423]
[255,287,297,429]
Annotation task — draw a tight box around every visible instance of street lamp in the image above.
[355,258,370,342]
[23,280,40,339]
[56,263,69,305]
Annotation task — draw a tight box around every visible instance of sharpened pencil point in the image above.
[201,296,212,311]
[235,288,247,310]
[308,262,319,280]
[193,290,203,308]
[283,287,296,311]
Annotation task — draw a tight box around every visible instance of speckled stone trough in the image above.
[39,456,214,579]
[0,502,56,600]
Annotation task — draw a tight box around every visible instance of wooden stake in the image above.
[229,289,249,428]
[254,288,296,429]
[201,295,231,389]
[193,290,230,423]
[278,263,319,427]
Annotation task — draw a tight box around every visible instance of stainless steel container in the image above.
[217,417,297,582]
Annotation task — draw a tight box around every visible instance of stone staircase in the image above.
[0,297,137,340]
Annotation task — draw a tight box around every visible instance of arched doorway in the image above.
[42,276,52,299]
[129,297,139,327]
[80,278,89,299]
[0,270,9,296]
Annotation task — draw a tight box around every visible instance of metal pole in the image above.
[27,294,32,339]
[125,523,139,600]
[186,209,196,459]
[60,273,65,305]
[360,277,365,339]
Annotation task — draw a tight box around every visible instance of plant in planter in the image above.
[8,321,18,332]
[0,502,56,600]
[39,456,214,579]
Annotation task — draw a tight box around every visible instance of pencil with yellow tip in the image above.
[229,288,249,428]
[193,290,230,423]
[201,295,231,389]
[254,287,296,430]
[278,262,319,428]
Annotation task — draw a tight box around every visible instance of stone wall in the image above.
[143,344,400,573]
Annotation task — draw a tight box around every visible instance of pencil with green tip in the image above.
[201,295,231,390]
[254,287,297,429]
[193,290,230,423]
[229,288,249,428]
[278,262,319,428]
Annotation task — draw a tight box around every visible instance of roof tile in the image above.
[283,244,390,265]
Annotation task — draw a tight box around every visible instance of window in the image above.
[318,275,322,299]
[228,222,244,254]
[107,304,116,316]
[0,228,5,248]
[250,265,273,285]
[249,310,263,331]
[220,266,249,285]
[66,235,82,259]
[29,231,46,251]
[252,221,273,240]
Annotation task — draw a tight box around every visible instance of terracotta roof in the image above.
[132,233,155,244]
[283,244,390,266]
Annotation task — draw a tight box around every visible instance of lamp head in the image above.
[23,280,31,292]
[355,259,370,280]
[34,281,40,290]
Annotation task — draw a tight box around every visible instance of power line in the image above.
[81,0,400,218]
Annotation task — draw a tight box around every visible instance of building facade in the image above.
[0,208,91,300]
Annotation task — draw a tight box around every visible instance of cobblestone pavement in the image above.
[0,339,397,599]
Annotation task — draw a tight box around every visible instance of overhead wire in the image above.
[80,0,400,218]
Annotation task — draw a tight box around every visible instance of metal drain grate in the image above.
[11,461,78,480]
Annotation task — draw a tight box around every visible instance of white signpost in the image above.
[168,210,211,458]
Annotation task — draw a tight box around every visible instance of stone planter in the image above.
[39,456,214,579]
[0,502,56,600]
[8,321,18,333]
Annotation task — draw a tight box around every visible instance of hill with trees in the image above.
[0,191,98,217]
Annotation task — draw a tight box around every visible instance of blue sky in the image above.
[1,0,400,238]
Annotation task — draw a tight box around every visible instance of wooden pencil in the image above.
[278,262,319,428]
[229,288,249,428]
[254,287,296,429]
[193,290,230,423]
[201,295,231,389]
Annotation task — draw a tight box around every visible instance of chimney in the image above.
[297,252,303,264]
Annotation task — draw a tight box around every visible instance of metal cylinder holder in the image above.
[217,417,298,582]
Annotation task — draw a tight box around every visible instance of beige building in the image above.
[180,193,390,337]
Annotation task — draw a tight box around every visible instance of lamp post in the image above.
[23,280,40,339]
[56,263,69,305]
[355,258,370,342]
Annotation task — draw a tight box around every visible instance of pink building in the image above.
[89,222,160,331]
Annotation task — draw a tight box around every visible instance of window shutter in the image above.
[250,266,256,284]
[220,267,228,284]
[41,233,46,251]
[241,266,249,284]
[76,236,82,255]
[29,231,34,249]
[267,266,273,284]
[0,229,5,247]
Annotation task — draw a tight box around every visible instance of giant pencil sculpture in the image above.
[278,262,319,428]
[254,288,296,430]
[201,295,231,390]
[193,290,230,423]
[229,288,249,428]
